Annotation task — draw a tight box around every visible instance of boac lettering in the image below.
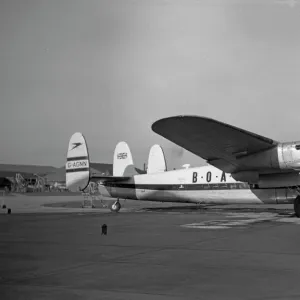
[192,172,198,183]
[206,171,211,182]
[221,171,226,182]
[191,170,227,183]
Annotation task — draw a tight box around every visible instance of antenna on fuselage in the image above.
[182,164,191,169]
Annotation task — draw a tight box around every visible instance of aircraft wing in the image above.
[152,115,278,172]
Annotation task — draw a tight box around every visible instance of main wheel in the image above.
[294,196,300,218]
[110,201,121,213]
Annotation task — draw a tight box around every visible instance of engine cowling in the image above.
[232,171,300,188]
[229,142,300,188]
[277,142,300,170]
[236,142,300,172]
[232,171,259,183]
[258,172,300,188]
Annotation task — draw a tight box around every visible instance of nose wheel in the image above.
[110,200,121,213]
[294,196,300,218]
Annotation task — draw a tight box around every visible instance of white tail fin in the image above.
[147,144,167,174]
[66,132,90,192]
[113,142,134,176]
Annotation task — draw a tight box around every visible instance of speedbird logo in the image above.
[71,142,82,151]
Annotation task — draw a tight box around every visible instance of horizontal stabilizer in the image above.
[66,134,136,191]
[90,175,131,183]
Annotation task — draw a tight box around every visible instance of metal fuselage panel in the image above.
[100,166,297,205]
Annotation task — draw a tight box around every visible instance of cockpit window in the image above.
[296,144,300,150]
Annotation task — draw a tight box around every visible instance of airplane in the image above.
[65,115,300,217]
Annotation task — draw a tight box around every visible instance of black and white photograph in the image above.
[1,0,300,299]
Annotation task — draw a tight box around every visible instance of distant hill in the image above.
[0,170,35,179]
[45,162,145,183]
[90,163,113,175]
[0,162,146,183]
[0,164,58,176]
[45,162,114,183]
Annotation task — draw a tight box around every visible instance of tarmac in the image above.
[1,194,300,299]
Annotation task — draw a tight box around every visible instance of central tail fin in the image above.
[147,144,167,174]
[113,141,138,176]
[66,132,90,192]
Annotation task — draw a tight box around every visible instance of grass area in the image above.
[17,191,82,197]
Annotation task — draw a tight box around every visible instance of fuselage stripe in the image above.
[67,156,88,162]
[104,182,298,191]
[66,167,89,173]
[105,182,253,190]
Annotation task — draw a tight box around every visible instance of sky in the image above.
[0,0,300,169]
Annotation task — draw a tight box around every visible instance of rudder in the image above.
[66,132,90,192]
[147,144,167,174]
[113,142,134,176]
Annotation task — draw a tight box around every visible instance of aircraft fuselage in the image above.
[98,166,298,205]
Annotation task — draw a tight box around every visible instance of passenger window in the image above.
[296,144,300,150]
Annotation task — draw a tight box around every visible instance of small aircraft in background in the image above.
[65,115,300,216]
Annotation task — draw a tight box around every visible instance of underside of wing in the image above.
[152,115,278,172]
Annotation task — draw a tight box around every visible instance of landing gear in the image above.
[110,200,121,213]
[294,196,300,218]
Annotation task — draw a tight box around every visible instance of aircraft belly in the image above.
[98,184,112,198]
[136,189,178,202]
[109,187,138,200]
[105,183,296,205]
[135,188,296,204]
[135,188,263,204]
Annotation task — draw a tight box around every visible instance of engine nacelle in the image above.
[258,172,300,188]
[232,171,300,188]
[277,142,300,170]
[237,142,300,172]
[232,171,259,183]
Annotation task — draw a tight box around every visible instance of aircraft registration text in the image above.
[66,160,89,169]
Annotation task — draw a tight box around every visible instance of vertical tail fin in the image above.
[66,132,90,192]
[113,141,135,176]
[147,144,167,174]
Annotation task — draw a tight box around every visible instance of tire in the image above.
[111,201,121,212]
[294,196,300,218]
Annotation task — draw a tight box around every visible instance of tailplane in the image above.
[66,134,134,192]
[66,132,90,192]
[147,144,167,174]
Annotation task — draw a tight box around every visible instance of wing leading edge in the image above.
[152,115,278,172]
